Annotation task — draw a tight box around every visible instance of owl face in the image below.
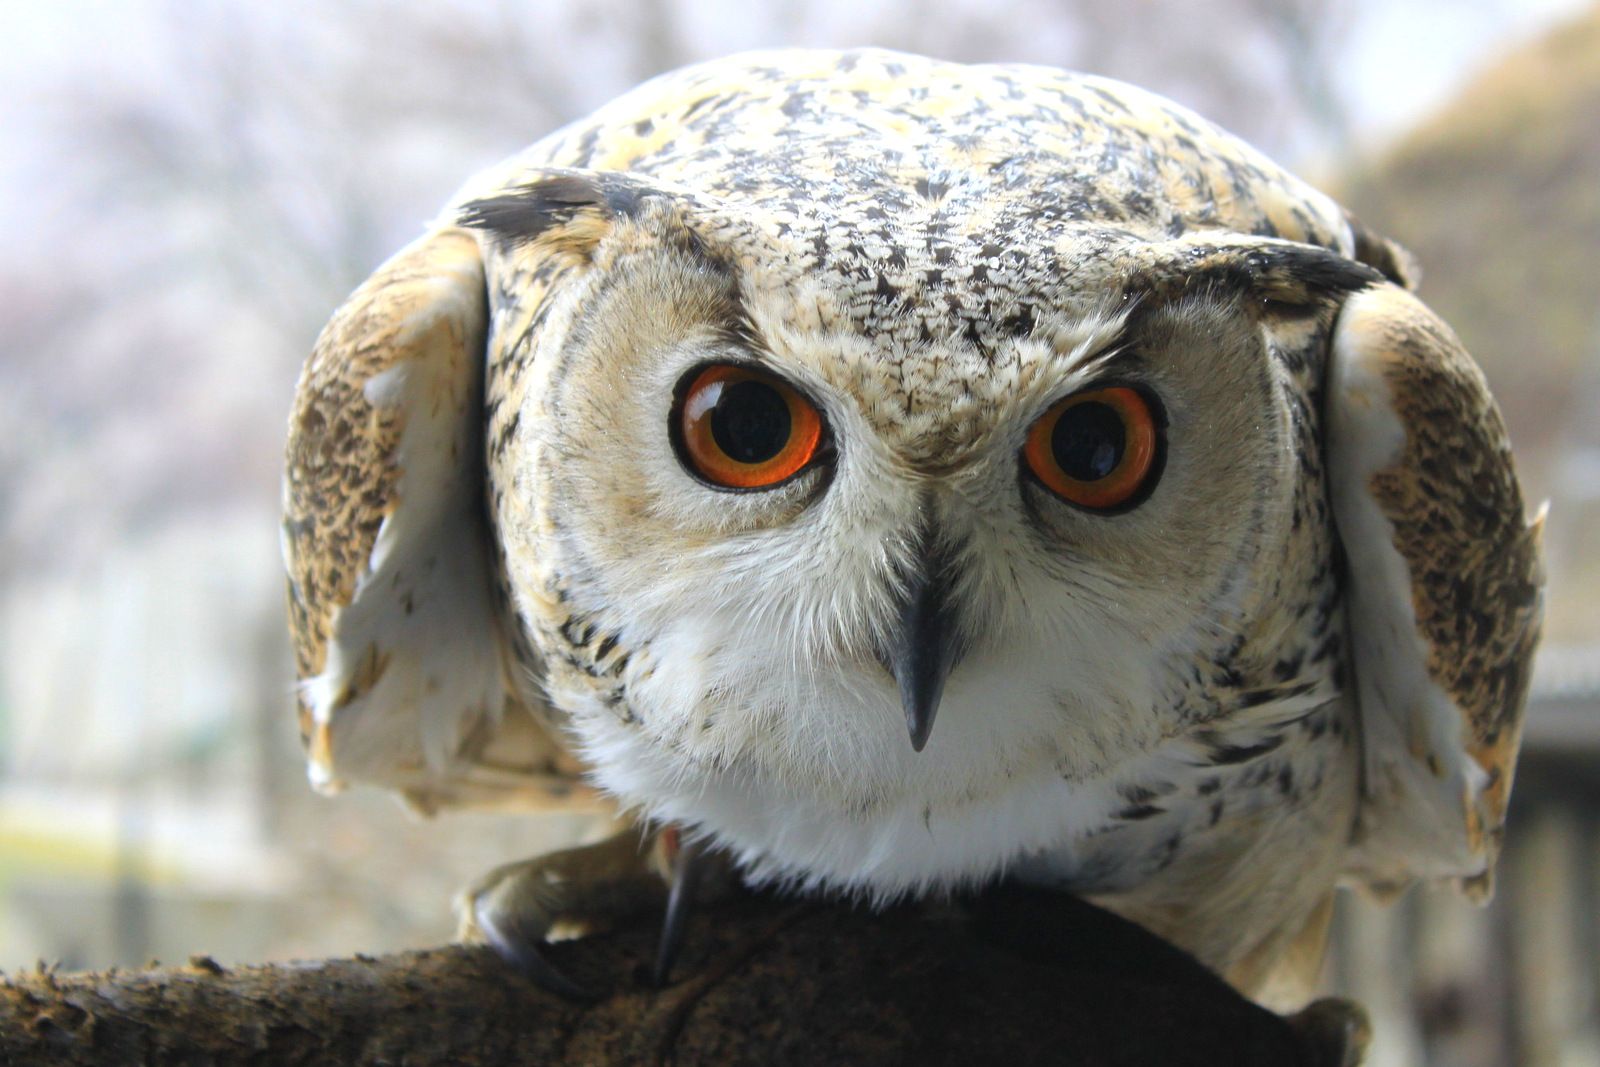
[495,210,1305,884]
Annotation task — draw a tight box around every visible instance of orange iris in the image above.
[1023,386,1160,511]
[676,364,824,489]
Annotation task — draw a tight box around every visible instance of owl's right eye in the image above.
[672,364,825,490]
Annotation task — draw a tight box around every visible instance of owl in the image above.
[283,49,1543,1015]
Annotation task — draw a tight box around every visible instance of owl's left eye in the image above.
[672,364,826,490]
[1023,385,1163,512]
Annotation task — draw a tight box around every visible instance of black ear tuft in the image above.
[458,171,656,245]
[1343,210,1419,289]
[1238,243,1385,298]
[1127,237,1386,310]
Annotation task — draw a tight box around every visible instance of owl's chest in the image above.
[1015,695,1361,896]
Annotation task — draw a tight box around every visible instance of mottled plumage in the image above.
[282,49,1543,1005]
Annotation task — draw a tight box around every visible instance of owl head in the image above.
[284,54,1541,897]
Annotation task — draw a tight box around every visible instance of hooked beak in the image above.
[878,517,967,753]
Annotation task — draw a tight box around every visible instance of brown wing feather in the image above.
[1328,283,1544,897]
[283,228,601,814]
[283,232,433,715]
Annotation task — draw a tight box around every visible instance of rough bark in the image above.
[0,887,1335,1066]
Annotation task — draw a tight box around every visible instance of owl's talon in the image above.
[455,828,672,1001]
[475,897,598,1001]
[653,836,705,986]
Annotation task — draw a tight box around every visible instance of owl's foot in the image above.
[1287,997,1371,1067]
[456,826,671,999]
[455,825,726,999]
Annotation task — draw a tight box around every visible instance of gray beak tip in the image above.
[906,709,934,753]
[892,616,955,754]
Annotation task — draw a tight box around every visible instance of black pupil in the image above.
[710,379,792,464]
[1051,401,1125,481]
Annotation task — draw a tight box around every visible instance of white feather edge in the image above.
[297,293,506,796]
[1325,292,1488,884]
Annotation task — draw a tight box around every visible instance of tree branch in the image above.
[1,888,1336,1065]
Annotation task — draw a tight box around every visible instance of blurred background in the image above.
[1,1,1596,1063]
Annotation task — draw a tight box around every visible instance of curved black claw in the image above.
[653,837,705,987]
[476,897,597,1001]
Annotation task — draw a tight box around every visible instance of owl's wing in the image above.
[1326,282,1544,898]
[283,227,602,816]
